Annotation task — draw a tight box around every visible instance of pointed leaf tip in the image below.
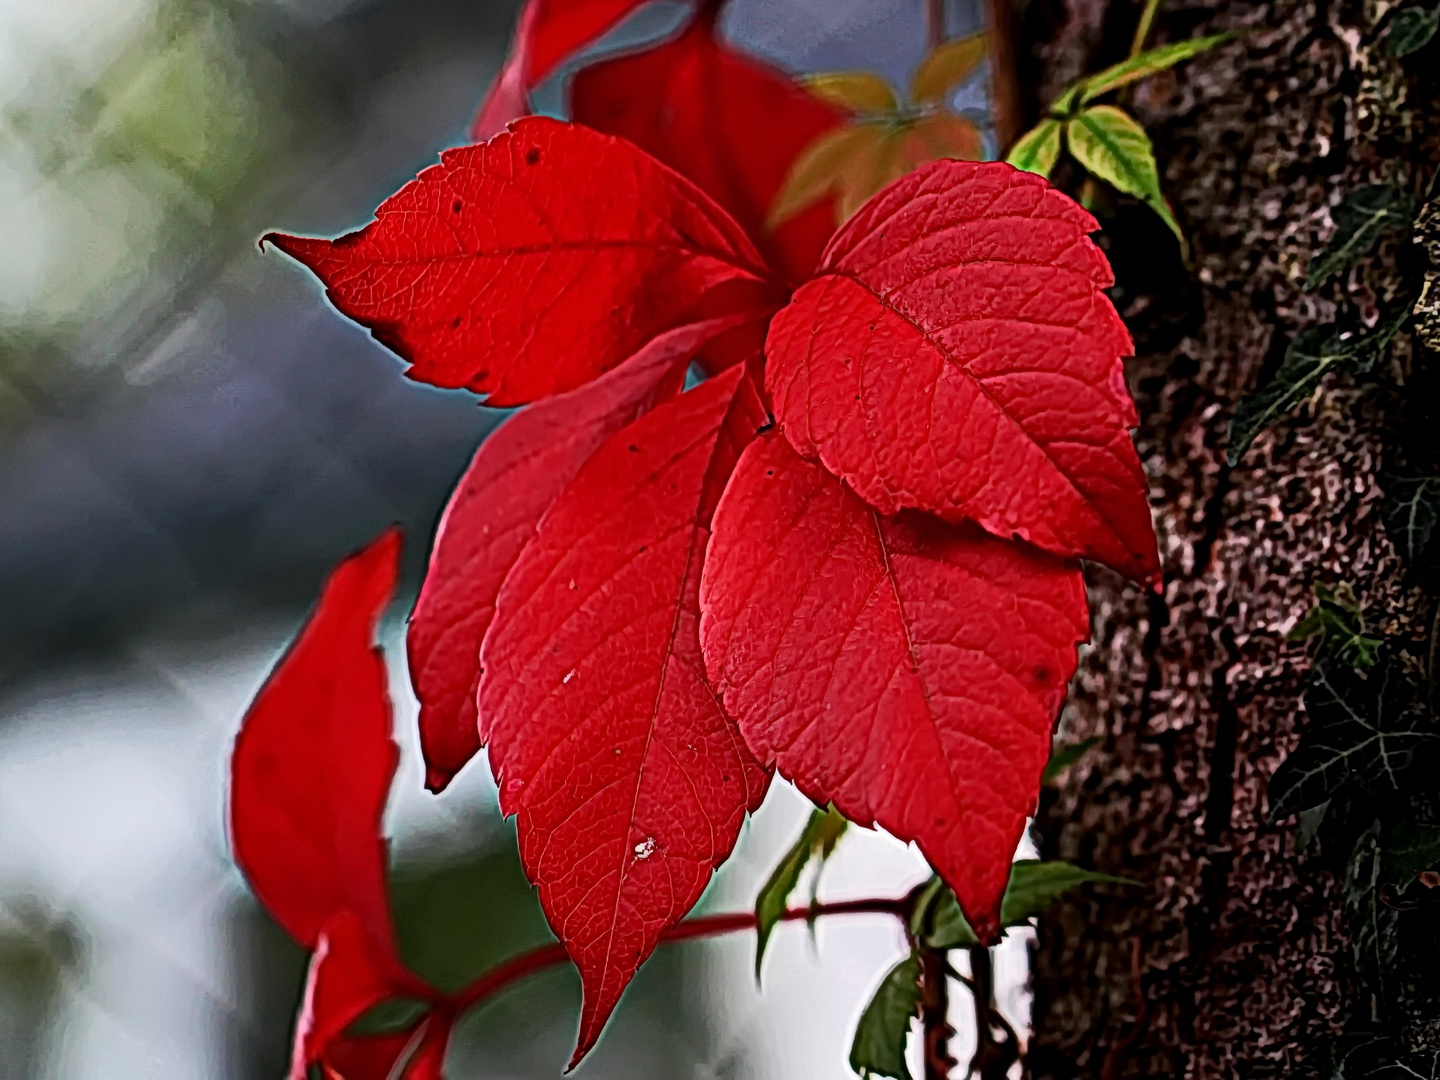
[702,434,1089,948]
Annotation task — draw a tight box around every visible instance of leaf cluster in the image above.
[1229,184,1424,464]
[769,34,988,229]
[1269,645,1440,1030]
[846,858,1132,1080]
[1006,34,1233,244]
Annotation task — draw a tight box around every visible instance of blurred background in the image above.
[0,0,1026,1076]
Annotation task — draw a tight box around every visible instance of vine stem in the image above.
[1130,0,1164,57]
[920,947,956,1080]
[451,897,908,1013]
[926,0,946,50]
[981,0,1022,149]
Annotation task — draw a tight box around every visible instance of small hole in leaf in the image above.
[451,316,461,328]
[525,148,541,165]
[452,199,463,213]
[1034,665,1053,685]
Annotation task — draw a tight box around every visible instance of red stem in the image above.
[452,897,907,1013]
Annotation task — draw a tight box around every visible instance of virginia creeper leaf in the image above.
[470,0,650,138]
[265,117,775,406]
[753,804,848,978]
[909,33,987,104]
[1305,184,1420,290]
[1268,652,1440,820]
[803,70,899,114]
[289,911,433,1080]
[1389,5,1440,56]
[477,367,771,1064]
[229,530,402,953]
[849,953,922,1080]
[765,159,1159,582]
[700,434,1089,941]
[1065,105,1181,242]
[1076,33,1234,103]
[1382,473,1440,566]
[767,123,892,229]
[1006,119,1063,178]
[571,9,844,283]
[407,316,742,792]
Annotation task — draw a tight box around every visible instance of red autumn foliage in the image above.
[236,2,1159,1074]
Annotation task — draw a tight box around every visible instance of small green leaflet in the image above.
[911,860,1134,949]
[1388,4,1440,57]
[1345,821,1399,998]
[753,805,848,978]
[1382,473,1440,566]
[1065,105,1182,242]
[1227,301,1412,465]
[849,953,922,1080]
[1267,651,1440,820]
[1042,735,1102,784]
[1077,33,1235,102]
[1305,184,1420,290]
[1286,582,1382,673]
[1006,119,1063,178]
[1384,819,1440,891]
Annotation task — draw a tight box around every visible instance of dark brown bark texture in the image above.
[1020,0,1440,1076]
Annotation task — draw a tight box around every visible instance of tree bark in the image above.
[1019,0,1440,1075]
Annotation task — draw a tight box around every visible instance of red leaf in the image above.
[764,160,1160,583]
[289,912,433,1080]
[265,118,777,406]
[571,7,844,283]
[471,0,651,139]
[477,366,770,1063]
[699,434,1089,940]
[408,316,746,792]
[230,531,402,953]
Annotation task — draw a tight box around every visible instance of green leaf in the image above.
[1384,819,1440,890]
[1295,800,1330,854]
[754,805,849,978]
[849,953,923,1080]
[1389,5,1440,57]
[999,860,1136,923]
[1286,582,1382,673]
[1382,473,1440,566]
[345,997,430,1037]
[1042,735,1102,784]
[1226,302,1412,465]
[1078,33,1235,102]
[1305,185,1420,290]
[1268,651,1439,820]
[1066,105,1182,242]
[1345,820,1400,997]
[1005,119,1064,178]
[912,861,1134,949]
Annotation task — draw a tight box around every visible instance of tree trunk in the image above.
[1019,0,1440,1075]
